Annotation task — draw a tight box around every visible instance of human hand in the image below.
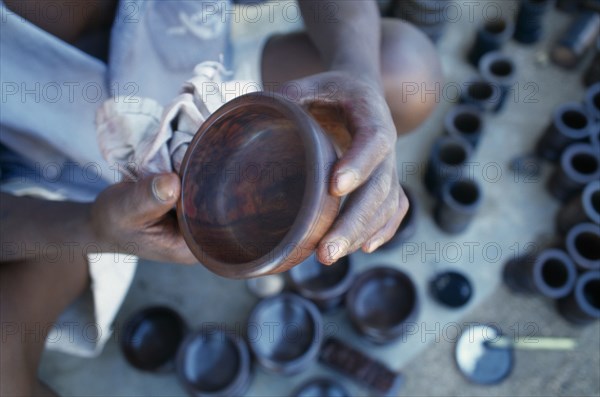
[90,173,197,264]
[279,71,409,265]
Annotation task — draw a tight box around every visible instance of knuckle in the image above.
[356,227,376,249]
[381,226,397,243]
[370,132,393,156]
[348,240,364,255]
[393,208,405,228]
[385,201,398,222]
[382,190,400,220]
[354,207,372,231]
[371,172,392,201]
[380,214,403,244]
[398,192,410,218]
[338,214,368,247]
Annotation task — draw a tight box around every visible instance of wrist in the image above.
[329,57,383,92]
[84,203,114,254]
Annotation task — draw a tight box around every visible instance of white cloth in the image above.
[96,62,258,180]
[0,0,237,358]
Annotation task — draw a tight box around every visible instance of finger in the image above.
[316,167,393,265]
[362,189,409,253]
[346,182,405,254]
[332,102,396,196]
[283,74,397,197]
[116,173,181,225]
[143,210,198,264]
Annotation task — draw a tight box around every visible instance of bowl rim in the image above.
[462,78,502,106]
[479,51,516,86]
[560,143,600,184]
[177,92,337,279]
[246,292,323,374]
[346,266,419,342]
[287,254,354,302]
[433,135,473,169]
[553,103,592,139]
[444,104,484,141]
[290,376,351,397]
[175,328,251,396]
[566,222,600,270]
[429,269,473,308]
[120,305,188,372]
[573,271,600,318]
[582,181,600,224]
[532,248,577,299]
[441,178,482,213]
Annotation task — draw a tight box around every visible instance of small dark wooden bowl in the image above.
[346,267,419,344]
[120,306,187,373]
[434,178,483,234]
[176,329,251,397]
[460,79,502,113]
[247,293,323,375]
[287,254,355,312]
[177,92,340,279]
[556,181,600,235]
[444,105,485,148]
[430,270,474,308]
[565,222,600,270]
[556,271,600,325]
[548,143,600,202]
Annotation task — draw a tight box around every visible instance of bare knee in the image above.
[261,18,443,134]
[1,321,58,396]
[0,365,58,397]
[1,257,88,396]
[1,313,38,397]
[381,18,443,134]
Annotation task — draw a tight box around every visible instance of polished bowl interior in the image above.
[347,267,418,342]
[352,274,415,328]
[176,329,250,396]
[247,293,322,374]
[120,306,187,372]
[178,93,338,278]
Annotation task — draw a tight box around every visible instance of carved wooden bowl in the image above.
[346,266,419,344]
[246,293,323,375]
[177,92,340,279]
[176,329,251,397]
[120,306,188,372]
[287,254,354,312]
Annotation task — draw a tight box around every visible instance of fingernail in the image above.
[152,175,175,202]
[335,170,358,195]
[366,238,385,253]
[326,240,347,263]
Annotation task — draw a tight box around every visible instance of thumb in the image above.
[124,173,180,224]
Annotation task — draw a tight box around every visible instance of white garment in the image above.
[1,0,233,199]
[96,61,258,180]
[0,0,239,357]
